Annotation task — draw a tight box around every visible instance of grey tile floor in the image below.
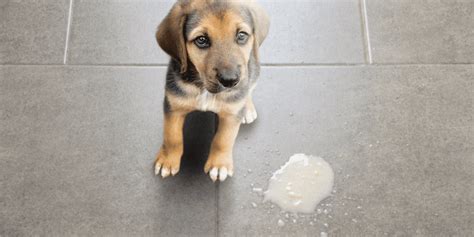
[0,0,472,236]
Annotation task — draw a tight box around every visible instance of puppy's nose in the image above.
[216,68,240,88]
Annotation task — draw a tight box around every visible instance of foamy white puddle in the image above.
[264,154,334,213]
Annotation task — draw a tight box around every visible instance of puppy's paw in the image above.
[242,103,257,124]
[154,149,181,178]
[204,153,234,182]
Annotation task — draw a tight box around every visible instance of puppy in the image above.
[154,0,269,182]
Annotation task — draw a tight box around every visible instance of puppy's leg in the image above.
[242,97,257,124]
[205,113,241,182]
[155,111,186,178]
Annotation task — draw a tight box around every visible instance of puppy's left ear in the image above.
[156,3,188,73]
[247,2,270,46]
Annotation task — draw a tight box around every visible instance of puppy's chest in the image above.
[195,91,221,112]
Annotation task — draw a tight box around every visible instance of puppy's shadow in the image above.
[181,111,217,175]
[152,112,217,233]
[158,111,217,186]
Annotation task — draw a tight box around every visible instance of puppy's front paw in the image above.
[204,152,234,182]
[242,102,257,124]
[154,148,181,178]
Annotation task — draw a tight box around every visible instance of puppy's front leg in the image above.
[155,111,186,178]
[242,97,257,124]
[205,113,241,182]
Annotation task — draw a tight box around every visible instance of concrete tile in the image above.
[217,65,473,236]
[67,0,365,65]
[67,0,173,65]
[366,0,474,63]
[259,0,365,64]
[0,0,69,64]
[0,66,217,236]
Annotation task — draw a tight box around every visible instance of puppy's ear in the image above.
[247,2,270,46]
[156,3,187,73]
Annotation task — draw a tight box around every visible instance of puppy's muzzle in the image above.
[215,66,241,88]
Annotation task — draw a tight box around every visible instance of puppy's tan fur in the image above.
[154,0,269,181]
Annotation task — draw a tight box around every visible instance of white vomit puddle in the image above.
[264,154,334,213]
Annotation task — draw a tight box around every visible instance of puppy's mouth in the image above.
[206,85,224,94]
[205,81,226,94]
[206,83,241,94]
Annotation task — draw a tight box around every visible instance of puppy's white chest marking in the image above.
[197,91,219,112]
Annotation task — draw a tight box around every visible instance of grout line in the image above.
[214,116,220,237]
[360,0,373,64]
[215,183,219,237]
[0,64,167,68]
[263,63,365,66]
[0,63,169,67]
[1,63,369,67]
[63,0,74,64]
[264,62,474,66]
[357,0,368,64]
[1,63,473,68]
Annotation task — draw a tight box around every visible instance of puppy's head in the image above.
[156,0,269,93]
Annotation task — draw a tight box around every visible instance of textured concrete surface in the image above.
[219,66,473,236]
[0,67,217,236]
[67,0,173,64]
[258,0,365,64]
[1,0,474,236]
[67,0,364,65]
[0,0,69,64]
[366,0,474,63]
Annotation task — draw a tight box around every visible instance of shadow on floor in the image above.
[181,111,217,174]
[155,111,217,184]
[150,112,218,235]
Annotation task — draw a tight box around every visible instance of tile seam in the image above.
[63,0,74,64]
[1,63,473,68]
[360,0,373,64]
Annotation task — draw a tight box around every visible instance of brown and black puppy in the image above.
[154,0,269,182]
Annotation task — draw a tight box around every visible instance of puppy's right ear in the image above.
[156,3,188,73]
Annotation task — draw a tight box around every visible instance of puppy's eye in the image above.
[194,36,210,49]
[236,32,249,45]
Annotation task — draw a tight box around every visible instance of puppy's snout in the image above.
[215,67,240,88]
